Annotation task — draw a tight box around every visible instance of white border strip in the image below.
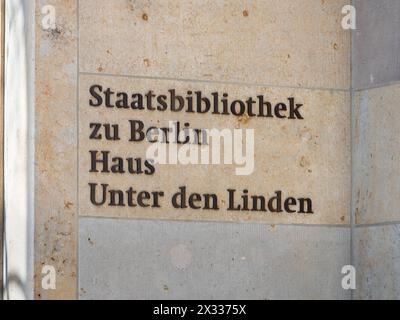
[3,0,35,300]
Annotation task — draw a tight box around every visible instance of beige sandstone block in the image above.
[35,0,78,300]
[79,0,350,90]
[79,74,350,225]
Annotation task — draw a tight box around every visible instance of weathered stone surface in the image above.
[352,0,400,89]
[79,75,350,225]
[354,225,400,300]
[79,0,350,90]
[25,0,400,301]
[34,0,78,299]
[351,1,400,302]
[353,84,400,225]
[79,218,351,300]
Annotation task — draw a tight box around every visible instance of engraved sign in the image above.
[79,76,350,224]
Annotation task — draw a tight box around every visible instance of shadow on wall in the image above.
[3,0,34,300]
[4,273,27,300]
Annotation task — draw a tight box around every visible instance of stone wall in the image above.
[2,0,399,300]
[41,0,353,300]
[352,0,400,300]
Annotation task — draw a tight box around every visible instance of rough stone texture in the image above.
[33,0,353,300]
[79,0,350,90]
[354,225,400,300]
[352,0,400,90]
[79,75,350,225]
[353,84,400,225]
[79,218,351,300]
[351,0,400,302]
[27,0,400,300]
[34,0,78,299]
